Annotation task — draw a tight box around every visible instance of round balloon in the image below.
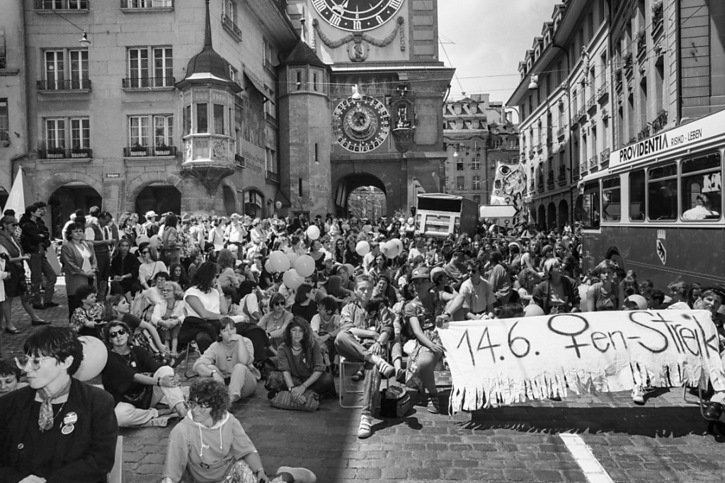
[286,251,299,266]
[294,255,315,278]
[264,259,274,274]
[283,268,303,290]
[275,200,283,209]
[390,238,404,254]
[74,336,108,382]
[355,240,370,256]
[306,225,320,241]
[269,251,290,273]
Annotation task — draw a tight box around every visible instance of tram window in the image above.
[581,181,600,229]
[629,169,645,221]
[681,153,722,221]
[647,163,677,220]
[602,177,621,221]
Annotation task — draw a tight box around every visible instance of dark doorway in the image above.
[243,190,264,218]
[49,184,102,238]
[223,186,236,215]
[135,185,181,219]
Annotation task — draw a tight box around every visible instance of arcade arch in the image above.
[334,173,388,218]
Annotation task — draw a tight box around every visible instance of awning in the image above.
[244,73,272,103]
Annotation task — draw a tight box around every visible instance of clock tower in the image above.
[287,0,454,215]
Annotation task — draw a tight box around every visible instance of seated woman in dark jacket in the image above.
[101,320,187,428]
[266,317,336,401]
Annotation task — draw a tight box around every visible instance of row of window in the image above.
[43,115,173,153]
[581,151,723,228]
[454,176,482,191]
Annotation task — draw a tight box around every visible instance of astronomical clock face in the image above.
[333,96,391,153]
[312,0,404,32]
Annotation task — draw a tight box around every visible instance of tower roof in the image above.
[283,40,328,69]
[181,0,239,90]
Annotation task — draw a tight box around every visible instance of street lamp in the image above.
[50,9,92,47]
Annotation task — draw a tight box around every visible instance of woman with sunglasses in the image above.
[0,326,117,481]
[101,320,187,428]
[258,293,293,350]
[60,221,97,318]
[0,214,46,334]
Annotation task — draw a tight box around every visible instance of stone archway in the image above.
[134,185,181,218]
[537,204,546,231]
[48,182,102,238]
[334,172,388,218]
[547,202,557,230]
[558,199,569,228]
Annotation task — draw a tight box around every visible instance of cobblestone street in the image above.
[3,285,725,482]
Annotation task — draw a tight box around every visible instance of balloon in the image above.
[275,201,282,209]
[341,223,350,231]
[283,268,304,290]
[269,251,290,273]
[74,336,108,382]
[286,251,299,266]
[355,240,370,256]
[390,238,404,254]
[294,255,315,278]
[264,259,274,274]
[306,225,320,240]
[382,241,399,259]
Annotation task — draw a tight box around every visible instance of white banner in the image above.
[438,310,725,413]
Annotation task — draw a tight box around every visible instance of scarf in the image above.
[38,378,72,432]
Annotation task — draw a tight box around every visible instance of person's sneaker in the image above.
[632,385,646,405]
[44,302,60,308]
[427,395,441,414]
[357,414,373,439]
[375,358,395,379]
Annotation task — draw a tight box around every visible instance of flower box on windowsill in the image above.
[71,149,91,158]
[46,149,66,159]
[130,149,147,157]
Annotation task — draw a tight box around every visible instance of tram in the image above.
[579,109,725,287]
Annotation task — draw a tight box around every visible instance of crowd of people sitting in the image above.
[2,204,725,481]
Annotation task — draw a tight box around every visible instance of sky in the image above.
[438,0,560,104]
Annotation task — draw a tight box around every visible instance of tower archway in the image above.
[334,173,388,218]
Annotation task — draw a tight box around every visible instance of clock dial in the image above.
[312,0,404,32]
[333,96,390,153]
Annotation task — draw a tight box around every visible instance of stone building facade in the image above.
[442,94,518,205]
[8,0,296,236]
[508,0,725,231]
